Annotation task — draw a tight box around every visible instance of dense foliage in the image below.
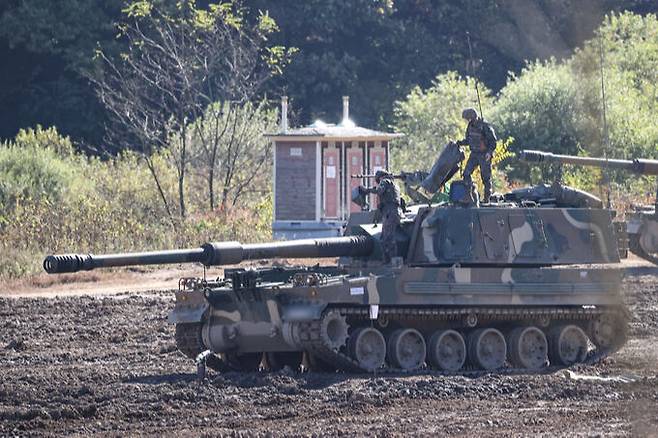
[494,12,658,195]
[1,0,656,144]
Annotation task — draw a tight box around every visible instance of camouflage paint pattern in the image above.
[521,149,658,265]
[409,206,621,265]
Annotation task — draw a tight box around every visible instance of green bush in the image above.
[494,12,658,193]
[0,126,80,214]
[492,60,580,181]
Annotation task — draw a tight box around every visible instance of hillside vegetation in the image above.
[1,0,656,143]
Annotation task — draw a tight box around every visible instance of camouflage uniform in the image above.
[458,116,497,202]
[366,174,402,263]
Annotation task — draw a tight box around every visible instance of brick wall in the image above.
[275,141,316,220]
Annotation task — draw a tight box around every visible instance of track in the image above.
[296,306,624,375]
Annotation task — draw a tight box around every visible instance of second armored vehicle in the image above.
[521,149,658,265]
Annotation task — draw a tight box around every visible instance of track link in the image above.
[297,306,627,376]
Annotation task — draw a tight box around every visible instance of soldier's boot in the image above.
[483,186,491,203]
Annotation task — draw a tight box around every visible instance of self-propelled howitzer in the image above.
[44,173,629,374]
[520,149,658,264]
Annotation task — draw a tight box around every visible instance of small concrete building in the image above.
[266,96,402,239]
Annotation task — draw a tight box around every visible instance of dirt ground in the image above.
[1,269,657,436]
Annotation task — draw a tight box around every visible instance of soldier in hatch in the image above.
[456,108,498,203]
[362,170,402,263]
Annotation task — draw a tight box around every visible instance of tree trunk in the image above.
[178,127,187,218]
[145,157,175,226]
[208,165,215,211]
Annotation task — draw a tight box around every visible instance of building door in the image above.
[347,143,365,213]
[322,146,340,219]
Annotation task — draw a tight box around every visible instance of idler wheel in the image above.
[348,327,387,372]
[468,328,507,370]
[548,325,588,366]
[428,330,466,371]
[175,323,206,359]
[507,326,548,370]
[321,311,349,351]
[224,352,263,372]
[264,351,303,372]
[588,314,626,349]
[387,328,426,371]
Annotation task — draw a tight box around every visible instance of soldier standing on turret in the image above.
[457,108,498,203]
[363,170,402,263]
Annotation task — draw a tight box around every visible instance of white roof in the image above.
[265,120,402,141]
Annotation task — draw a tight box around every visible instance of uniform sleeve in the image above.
[484,123,497,152]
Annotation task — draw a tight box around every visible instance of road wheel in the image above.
[348,327,387,372]
[468,328,507,370]
[507,326,548,369]
[428,329,466,371]
[548,325,588,366]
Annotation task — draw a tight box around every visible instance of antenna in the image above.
[466,32,484,118]
[599,34,612,208]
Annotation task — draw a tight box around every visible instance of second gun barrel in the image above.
[519,150,658,175]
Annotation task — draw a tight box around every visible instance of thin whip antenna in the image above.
[599,34,612,208]
[466,32,484,118]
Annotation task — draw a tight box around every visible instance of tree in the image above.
[570,11,658,159]
[493,12,658,187]
[492,60,580,181]
[188,100,277,210]
[2,1,656,144]
[91,0,291,219]
[0,0,122,146]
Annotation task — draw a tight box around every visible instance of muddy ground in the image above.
[1,274,657,437]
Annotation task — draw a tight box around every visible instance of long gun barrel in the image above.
[519,150,658,175]
[44,236,374,274]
